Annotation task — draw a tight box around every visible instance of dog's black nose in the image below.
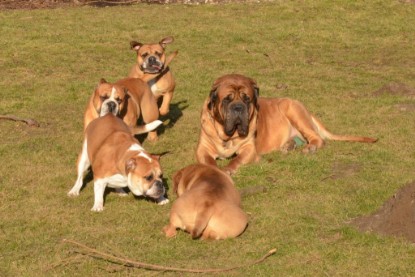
[148,56,157,64]
[154,180,163,189]
[232,103,245,113]
[107,101,116,113]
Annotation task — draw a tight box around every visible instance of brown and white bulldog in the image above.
[68,113,169,212]
[196,74,377,174]
[83,77,162,141]
[163,164,248,240]
[129,36,177,116]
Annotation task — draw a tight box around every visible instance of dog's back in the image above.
[166,164,248,240]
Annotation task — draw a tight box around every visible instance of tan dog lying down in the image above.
[196,74,378,174]
[163,164,248,240]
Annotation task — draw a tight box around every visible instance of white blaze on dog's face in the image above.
[125,152,165,200]
[93,79,128,117]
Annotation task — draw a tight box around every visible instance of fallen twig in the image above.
[62,238,276,273]
[0,115,40,127]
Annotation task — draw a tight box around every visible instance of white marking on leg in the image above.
[91,179,107,212]
[68,140,90,197]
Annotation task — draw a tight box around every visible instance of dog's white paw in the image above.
[91,204,104,212]
[157,198,170,205]
[67,190,79,197]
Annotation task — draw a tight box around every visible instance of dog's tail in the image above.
[164,50,178,69]
[191,202,214,239]
[130,120,163,135]
[311,115,378,143]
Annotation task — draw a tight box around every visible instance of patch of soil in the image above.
[395,103,415,112]
[0,0,248,10]
[351,181,415,243]
[372,82,415,98]
[330,161,361,180]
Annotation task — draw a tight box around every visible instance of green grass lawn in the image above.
[1,1,415,276]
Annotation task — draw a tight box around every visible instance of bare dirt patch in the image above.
[372,82,415,98]
[351,181,415,243]
[0,0,247,10]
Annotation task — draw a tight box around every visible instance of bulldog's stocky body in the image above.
[68,113,169,211]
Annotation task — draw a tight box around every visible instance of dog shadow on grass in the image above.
[136,100,189,144]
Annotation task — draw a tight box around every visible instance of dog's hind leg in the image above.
[68,140,90,197]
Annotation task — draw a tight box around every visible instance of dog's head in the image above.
[125,153,165,200]
[93,79,128,117]
[130,36,174,74]
[207,74,259,138]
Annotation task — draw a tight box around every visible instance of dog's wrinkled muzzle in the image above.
[224,102,249,137]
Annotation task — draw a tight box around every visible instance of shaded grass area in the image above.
[0,1,415,276]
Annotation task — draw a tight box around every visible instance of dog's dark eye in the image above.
[115,97,122,104]
[223,94,233,103]
[141,53,149,58]
[145,174,153,181]
[100,95,108,101]
[241,93,251,103]
[155,51,162,57]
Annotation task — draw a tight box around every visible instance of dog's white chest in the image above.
[149,79,165,97]
[102,174,128,188]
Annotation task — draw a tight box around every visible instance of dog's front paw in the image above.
[147,131,159,142]
[223,166,236,176]
[91,204,104,212]
[67,190,80,197]
[159,107,169,116]
[163,224,177,238]
[157,197,170,205]
[302,144,317,154]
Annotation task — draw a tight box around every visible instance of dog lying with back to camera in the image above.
[196,74,377,175]
[129,36,178,119]
[163,163,248,240]
[83,77,162,141]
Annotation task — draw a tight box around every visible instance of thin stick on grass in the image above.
[62,238,276,273]
[0,115,40,127]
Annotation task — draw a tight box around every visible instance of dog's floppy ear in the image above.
[130,41,143,51]
[99,78,107,84]
[125,158,137,173]
[207,88,218,111]
[159,36,174,48]
[252,82,259,109]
